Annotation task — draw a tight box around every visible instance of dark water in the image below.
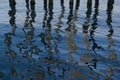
[0,0,120,80]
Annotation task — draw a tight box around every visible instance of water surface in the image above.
[0,0,120,80]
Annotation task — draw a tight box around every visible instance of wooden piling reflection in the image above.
[65,0,80,55]
[106,0,114,37]
[106,0,117,61]
[2,0,120,79]
[9,0,16,5]
[75,0,80,10]
[82,0,92,49]
[82,0,92,33]
[4,0,17,59]
[55,0,65,30]
[47,0,53,29]
[90,0,104,54]
[67,0,74,24]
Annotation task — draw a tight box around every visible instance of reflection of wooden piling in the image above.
[75,0,80,10]
[49,0,53,4]
[106,0,114,37]
[9,0,16,5]
[49,0,53,11]
[30,0,35,5]
[70,0,73,3]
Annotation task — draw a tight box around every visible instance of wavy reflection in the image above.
[66,0,74,25]
[54,0,65,56]
[38,0,80,79]
[82,0,92,52]
[1,0,120,80]
[82,0,92,51]
[3,1,18,79]
[81,0,101,71]
[65,0,74,31]
[42,0,47,29]
[16,0,41,64]
[82,0,92,33]
[38,1,71,78]
[65,0,80,64]
[39,0,55,76]
[106,0,114,37]
[55,0,65,31]
[4,0,17,58]
[106,0,117,60]
[89,0,104,54]
[74,0,80,20]
[66,0,80,32]
[65,0,80,55]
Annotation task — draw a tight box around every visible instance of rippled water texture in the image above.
[0,0,120,80]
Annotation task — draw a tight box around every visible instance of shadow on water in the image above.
[0,0,120,80]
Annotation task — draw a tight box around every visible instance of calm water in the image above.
[0,0,120,80]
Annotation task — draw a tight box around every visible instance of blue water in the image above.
[0,0,120,80]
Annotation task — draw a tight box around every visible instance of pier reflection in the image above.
[82,0,92,50]
[65,0,80,64]
[55,0,65,30]
[89,0,104,54]
[65,0,78,53]
[5,0,17,58]
[81,0,100,72]
[1,0,120,80]
[3,0,18,79]
[16,0,42,66]
[106,0,117,61]
[54,0,65,55]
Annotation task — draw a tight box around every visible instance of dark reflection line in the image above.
[72,0,80,21]
[54,0,65,56]
[106,0,117,60]
[67,0,74,24]
[66,0,80,31]
[45,0,54,76]
[4,0,18,79]
[16,0,42,65]
[39,0,55,76]
[65,0,80,56]
[82,0,100,70]
[4,0,17,58]
[45,0,54,54]
[82,0,92,33]
[39,1,72,78]
[39,0,48,47]
[8,0,17,35]
[30,0,36,22]
[82,0,92,51]
[75,0,80,11]
[86,0,92,21]
[42,0,47,29]
[25,0,29,10]
[89,0,104,54]
[55,0,65,30]
[47,0,53,29]
[106,0,114,37]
